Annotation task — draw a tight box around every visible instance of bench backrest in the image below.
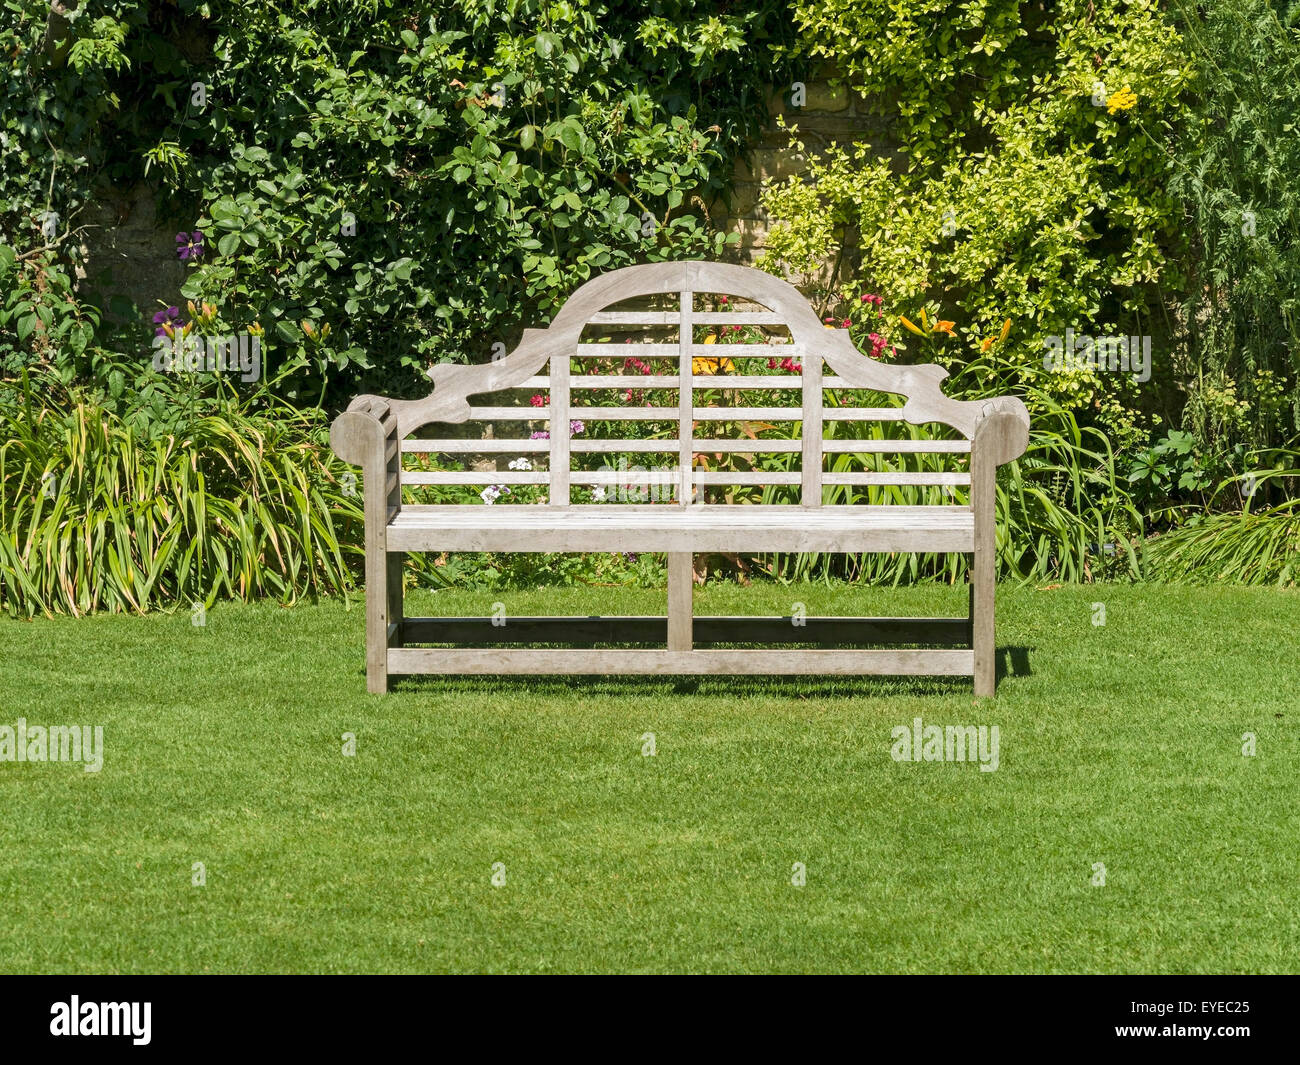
[331,262,1028,514]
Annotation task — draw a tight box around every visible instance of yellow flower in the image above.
[919,307,930,330]
[981,337,994,353]
[692,355,734,375]
[703,334,717,344]
[999,318,1011,341]
[1106,86,1137,115]
[899,316,926,337]
[932,320,956,337]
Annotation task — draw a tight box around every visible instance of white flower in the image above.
[508,457,532,471]
[481,485,505,504]
[590,486,607,502]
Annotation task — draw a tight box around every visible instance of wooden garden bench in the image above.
[331,261,1028,695]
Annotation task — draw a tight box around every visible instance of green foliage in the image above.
[1164,0,1300,448]
[762,0,1191,445]
[0,369,362,616]
[0,0,794,405]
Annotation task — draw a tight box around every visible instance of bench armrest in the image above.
[970,396,1030,468]
[331,397,401,536]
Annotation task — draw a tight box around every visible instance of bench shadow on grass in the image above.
[385,645,1035,700]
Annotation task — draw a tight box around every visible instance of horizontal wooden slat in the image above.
[388,647,975,677]
[400,615,971,647]
[403,439,550,453]
[386,504,974,553]
[688,407,799,420]
[571,470,681,485]
[693,471,800,485]
[691,439,801,453]
[461,405,930,423]
[571,439,679,453]
[823,408,911,421]
[522,375,681,389]
[522,374,849,388]
[823,472,971,486]
[823,439,970,453]
[574,343,796,359]
[565,407,681,420]
[575,343,679,358]
[587,311,785,326]
[402,437,969,455]
[400,470,548,485]
[465,407,551,420]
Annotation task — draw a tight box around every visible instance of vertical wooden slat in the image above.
[667,552,693,651]
[971,437,997,697]
[364,440,390,694]
[549,351,570,506]
[678,288,693,505]
[801,349,823,507]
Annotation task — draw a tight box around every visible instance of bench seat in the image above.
[386,504,974,553]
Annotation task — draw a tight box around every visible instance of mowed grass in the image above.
[0,580,1297,974]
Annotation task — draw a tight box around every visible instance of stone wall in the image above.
[713,68,899,278]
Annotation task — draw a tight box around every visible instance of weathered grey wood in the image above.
[401,470,549,485]
[385,504,975,554]
[400,615,971,646]
[588,310,783,325]
[801,352,823,506]
[329,409,392,692]
[388,647,975,676]
[677,288,694,505]
[330,261,1030,695]
[667,553,693,650]
[970,409,1021,697]
[549,351,571,505]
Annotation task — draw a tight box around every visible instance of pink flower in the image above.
[841,318,851,328]
[530,394,548,407]
[570,420,585,435]
[530,430,550,440]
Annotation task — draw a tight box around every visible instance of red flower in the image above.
[530,393,549,407]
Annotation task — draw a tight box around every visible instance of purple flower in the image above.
[569,420,585,436]
[177,230,205,261]
[530,430,550,440]
[152,305,181,336]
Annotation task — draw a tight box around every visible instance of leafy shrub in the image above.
[0,0,795,406]
[0,369,362,616]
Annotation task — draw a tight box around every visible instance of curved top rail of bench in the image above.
[335,261,1029,466]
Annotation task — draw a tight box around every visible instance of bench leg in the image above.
[972,545,995,697]
[366,545,389,693]
[387,551,405,649]
[667,552,693,651]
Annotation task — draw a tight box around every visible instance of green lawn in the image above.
[1,581,1297,974]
